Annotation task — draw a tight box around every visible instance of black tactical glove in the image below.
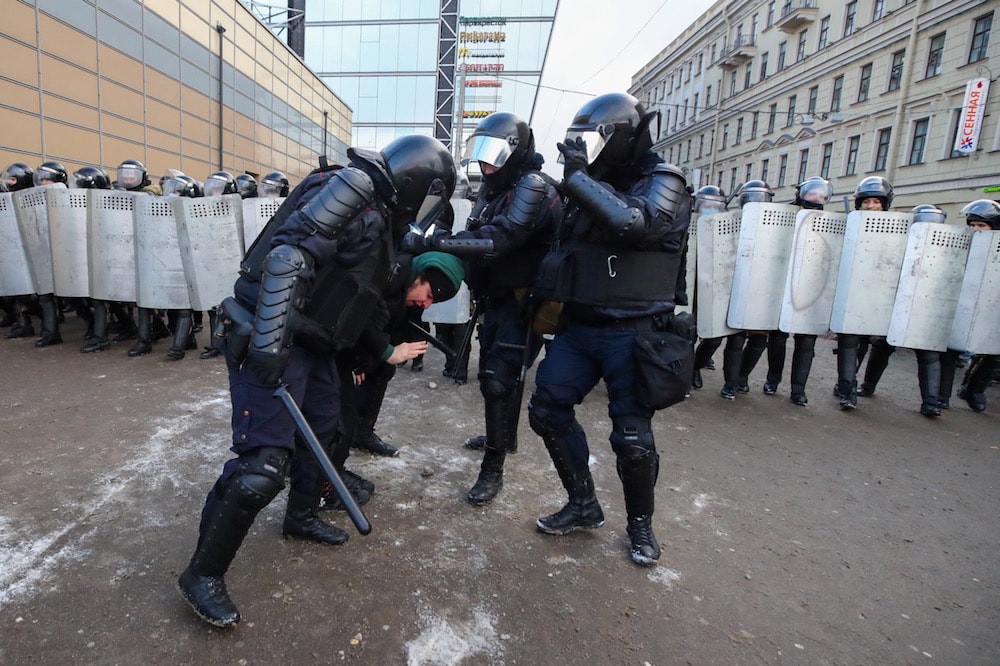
[244,349,287,387]
[556,136,590,179]
[399,227,448,254]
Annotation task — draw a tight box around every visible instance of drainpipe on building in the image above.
[884,0,927,187]
[216,23,226,171]
[708,14,731,188]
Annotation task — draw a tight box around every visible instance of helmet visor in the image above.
[800,181,833,205]
[557,130,608,165]
[117,166,143,190]
[33,168,58,186]
[259,181,283,198]
[462,134,512,168]
[162,177,187,197]
[203,176,228,197]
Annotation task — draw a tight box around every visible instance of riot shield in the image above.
[886,223,972,351]
[88,189,139,302]
[13,184,63,295]
[0,191,36,297]
[423,199,474,325]
[241,197,285,252]
[675,213,697,316]
[46,187,90,298]
[951,230,1000,355]
[133,195,190,309]
[727,202,799,330]
[778,209,848,334]
[829,211,913,335]
[173,194,244,310]
[695,210,740,339]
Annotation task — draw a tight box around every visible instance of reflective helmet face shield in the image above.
[462,134,514,168]
[556,128,612,165]
[259,181,283,198]
[162,177,189,197]
[203,174,230,197]
[117,166,144,190]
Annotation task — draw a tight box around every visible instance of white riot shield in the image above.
[951,230,1000,355]
[0,192,36,297]
[695,210,740,338]
[423,198,474,325]
[242,197,285,252]
[829,211,913,335]
[134,196,190,309]
[675,215,696,316]
[13,184,63,295]
[46,188,90,298]
[727,202,799,330]
[778,210,848,334]
[88,190,139,302]
[173,194,244,310]
[886,223,972,351]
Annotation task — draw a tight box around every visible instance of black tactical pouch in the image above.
[217,297,253,370]
[633,311,696,410]
[533,245,574,302]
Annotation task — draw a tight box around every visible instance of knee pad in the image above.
[609,417,655,460]
[230,447,289,511]
[528,388,574,437]
[479,356,517,400]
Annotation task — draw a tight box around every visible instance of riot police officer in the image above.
[259,171,289,198]
[3,163,37,339]
[115,158,161,195]
[527,93,688,566]
[235,173,258,198]
[203,171,238,197]
[34,161,68,186]
[835,176,894,409]
[177,134,457,627]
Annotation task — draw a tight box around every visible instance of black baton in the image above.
[406,320,456,363]
[452,296,483,379]
[273,384,372,535]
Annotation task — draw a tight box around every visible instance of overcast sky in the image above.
[531,0,716,177]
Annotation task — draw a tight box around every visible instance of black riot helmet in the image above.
[794,176,833,210]
[71,166,112,189]
[116,159,150,191]
[34,161,68,186]
[162,172,202,197]
[461,111,533,188]
[563,92,658,173]
[381,134,457,222]
[235,173,258,198]
[693,185,727,215]
[960,199,1000,230]
[910,204,947,225]
[260,171,289,198]
[738,179,774,208]
[4,163,35,191]
[853,176,894,210]
[204,171,238,197]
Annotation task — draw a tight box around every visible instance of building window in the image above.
[873,0,885,21]
[730,72,738,96]
[947,112,964,158]
[760,52,769,80]
[968,13,992,64]
[686,139,692,162]
[706,85,713,107]
[846,135,861,175]
[710,129,715,152]
[767,1,775,27]
[874,128,892,170]
[820,142,833,178]
[722,123,729,149]
[778,154,788,186]
[736,117,744,144]
[686,60,692,82]
[778,42,787,70]
[844,1,857,37]
[768,103,778,133]
[909,118,929,165]
[797,149,810,184]
[697,53,703,73]
[752,14,759,39]
[683,99,689,123]
[699,133,705,158]
[665,109,671,130]
[711,43,717,63]
[831,75,844,112]
[786,94,797,127]
[730,168,738,194]
[761,158,770,182]
[745,61,754,88]
[808,86,819,115]
[818,16,831,49]
[858,63,873,102]
[797,31,808,61]
[888,50,905,91]
[751,111,760,140]
[746,163,753,182]
[693,93,700,120]
[925,33,945,78]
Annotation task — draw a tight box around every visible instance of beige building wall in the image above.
[1,0,351,186]
[632,0,998,220]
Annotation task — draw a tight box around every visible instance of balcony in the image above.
[774,0,819,33]
[716,33,757,70]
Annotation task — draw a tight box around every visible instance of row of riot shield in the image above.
[691,202,1000,355]
[0,183,285,311]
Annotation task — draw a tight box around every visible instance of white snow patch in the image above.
[405,606,500,666]
[647,566,681,588]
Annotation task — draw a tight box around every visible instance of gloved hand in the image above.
[399,227,448,254]
[557,136,590,179]
[244,349,287,387]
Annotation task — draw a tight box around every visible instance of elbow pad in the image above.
[300,167,375,240]
[645,164,688,220]
[507,172,551,229]
[564,170,644,242]
[249,244,314,356]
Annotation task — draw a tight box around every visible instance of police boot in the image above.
[151,311,172,341]
[467,396,511,505]
[616,448,661,566]
[858,340,892,396]
[0,299,14,327]
[937,350,959,410]
[127,308,153,356]
[916,351,942,417]
[81,301,111,353]
[536,426,604,535]
[763,331,787,394]
[463,434,487,450]
[410,354,424,372]
[719,333,745,400]
[353,414,399,457]
[4,309,35,339]
[200,309,222,359]
[110,303,138,342]
[320,468,373,511]
[958,356,997,413]
[282,488,349,545]
[167,309,195,360]
[836,341,858,410]
[788,335,814,406]
[34,295,63,347]
[739,333,767,393]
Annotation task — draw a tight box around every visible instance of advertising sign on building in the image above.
[954,77,990,155]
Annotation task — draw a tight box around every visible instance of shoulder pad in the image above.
[651,163,686,180]
[300,167,376,240]
[508,171,553,228]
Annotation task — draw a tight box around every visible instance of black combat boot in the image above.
[167,309,195,360]
[763,331,787,395]
[320,469,374,511]
[109,303,138,342]
[536,428,604,535]
[467,447,505,505]
[836,336,859,410]
[34,295,63,347]
[916,350,942,417]
[739,333,767,393]
[616,444,661,566]
[464,434,487,450]
[719,333,745,400]
[858,339,893,396]
[4,309,35,339]
[128,308,154,356]
[81,301,111,353]
[468,393,515,504]
[282,489,349,545]
[958,355,998,413]
[788,335,814,406]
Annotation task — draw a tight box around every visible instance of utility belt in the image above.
[536,245,680,306]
